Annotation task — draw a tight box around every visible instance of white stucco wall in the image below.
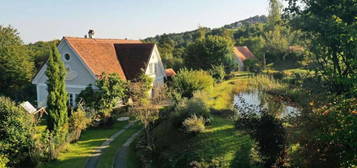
[32,39,97,107]
[145,45,165,86]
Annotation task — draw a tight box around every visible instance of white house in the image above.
[32,34,165,108]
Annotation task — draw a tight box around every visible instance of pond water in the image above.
[233,90,301,118]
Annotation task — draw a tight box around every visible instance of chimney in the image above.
[88,29,95,38]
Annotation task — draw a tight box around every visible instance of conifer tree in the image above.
[45,44,68,137]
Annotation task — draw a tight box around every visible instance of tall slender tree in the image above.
[263,0,289,63]
[45,44,68,137]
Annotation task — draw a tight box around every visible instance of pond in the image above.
[233,90,301,119]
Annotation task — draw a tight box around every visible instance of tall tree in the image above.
[27,40,60,71]
[286,0,357,92]
[263,0,289,63]
[184,35,235,70]
[45,44,68,137]
[268,0,283,28]
[0,25,34,100]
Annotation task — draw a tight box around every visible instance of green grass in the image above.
[97,123,142,168]
[127,138,142,168]
[40,121,129,168]
[197,72,253,110]
[152,116,257,167]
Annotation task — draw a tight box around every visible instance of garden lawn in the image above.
[97,123,142,168]
[40,121,129,168]
[127,138,142,168]
[153,116,256,167]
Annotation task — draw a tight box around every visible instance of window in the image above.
[69,93,74,107]
[64,53,71,61]
[149,63,155,74]
[68,93,77,107]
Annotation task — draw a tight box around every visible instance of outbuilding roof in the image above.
[233,46,256,61]
[165,68,176,77]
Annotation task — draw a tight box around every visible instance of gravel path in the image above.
[113,129,142,168]
[84,122,134,168]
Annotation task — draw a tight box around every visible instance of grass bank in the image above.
[152,116,257,167]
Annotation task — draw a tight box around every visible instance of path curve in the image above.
[113,129,142,168]
[85,122,134,168]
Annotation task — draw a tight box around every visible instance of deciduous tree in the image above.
[0,25,34,101]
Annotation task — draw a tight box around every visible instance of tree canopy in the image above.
[0,26,34,101]
[184,35,235,70]
[286,0,357,92]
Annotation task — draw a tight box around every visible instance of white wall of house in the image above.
[32,39,97,108]
[145,45,166,97]
[145,45,165,86]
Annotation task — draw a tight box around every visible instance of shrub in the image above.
[77,73,129,121]
[68,105,91,142]
[183,115,205,133]
[127,73,153,106]
[209,64,226,83]
[0,96,36,167]
[243,59,261,73]
[171,97,211,128]
[235,102,287,168]
[172,69,214,98]
[0,155,9,168]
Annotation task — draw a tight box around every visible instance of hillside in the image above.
[144,15,267,47]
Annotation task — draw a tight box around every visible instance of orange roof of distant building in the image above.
[288,45,305,52]
[233,46,255,61]
[64,37,154,80]
[165,68,176,77]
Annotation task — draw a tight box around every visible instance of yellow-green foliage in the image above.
[69,106,91,142]
[0,154,9,168]
[173,69,214,98]
[248,75,285,91]
[197,72,251,110]
[183,115,206,133]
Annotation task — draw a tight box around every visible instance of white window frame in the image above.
[63,53,71,62]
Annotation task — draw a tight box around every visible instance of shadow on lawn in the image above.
[41,138,106,168]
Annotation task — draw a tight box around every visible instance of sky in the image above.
[0,0,271,43]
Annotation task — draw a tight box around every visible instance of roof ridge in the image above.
[63,36,141,41]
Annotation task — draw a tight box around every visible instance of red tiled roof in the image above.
[233,46,255,61]
[114,43,155,80]
[165,68,176,77]
[64,37,143,80]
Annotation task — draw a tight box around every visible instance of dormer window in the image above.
[64,53,71,61]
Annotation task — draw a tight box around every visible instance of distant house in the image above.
[233,46,256,71]
[32,31,165,107]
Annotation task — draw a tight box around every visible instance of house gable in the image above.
[32,38,98,86]
[145,44,166,83]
